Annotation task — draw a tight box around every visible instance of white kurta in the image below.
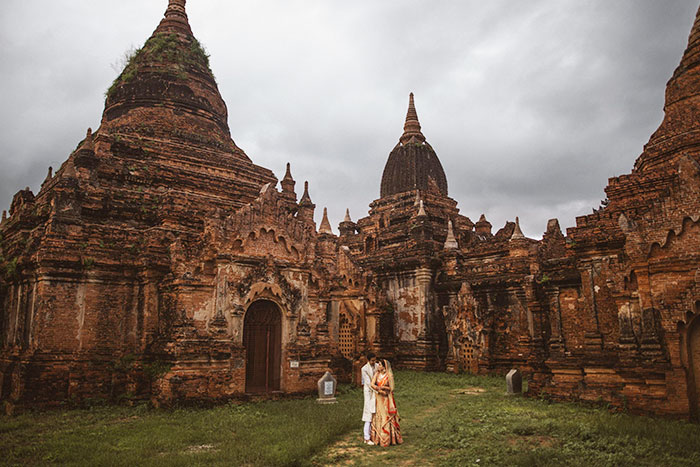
[361,362,376,422]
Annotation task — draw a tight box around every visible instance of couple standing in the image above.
[361,352,403,447]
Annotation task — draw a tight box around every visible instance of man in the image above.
[361,351,377,445]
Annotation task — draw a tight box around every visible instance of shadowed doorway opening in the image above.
[244,300,282,393]
[688,312,700,419]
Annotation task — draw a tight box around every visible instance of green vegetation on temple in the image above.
[106,33,213,98]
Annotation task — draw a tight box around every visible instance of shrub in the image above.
[143,361,172,381]
[113,353,137,373]
[3,257,18,279]
[106,33,214,98]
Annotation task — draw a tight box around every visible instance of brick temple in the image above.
[2,0,700,418]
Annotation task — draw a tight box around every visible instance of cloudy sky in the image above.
[0,0,698,238]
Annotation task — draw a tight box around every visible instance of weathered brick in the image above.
[1,1,700,419]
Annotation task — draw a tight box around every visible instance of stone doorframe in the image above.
[237,284,296,393]
[685,307,700,419]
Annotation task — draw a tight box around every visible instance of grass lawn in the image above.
[1,371,699,466]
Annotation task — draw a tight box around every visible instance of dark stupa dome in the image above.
[380,94,448,198]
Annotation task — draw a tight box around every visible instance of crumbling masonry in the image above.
[2,0,700,418]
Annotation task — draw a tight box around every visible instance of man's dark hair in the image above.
[366,351,376,360]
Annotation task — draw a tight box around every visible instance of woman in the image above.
[370,359,403,447]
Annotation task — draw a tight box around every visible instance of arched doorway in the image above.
[243,300,282,393]
[688,314,700,417]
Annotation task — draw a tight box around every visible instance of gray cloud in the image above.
[1,0,697,238]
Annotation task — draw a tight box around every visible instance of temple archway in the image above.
[243,300,282,393]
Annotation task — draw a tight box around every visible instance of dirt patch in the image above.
[114,415,141,423]
[451,387,486,396]
[315,398,452,466]
[185,444,218,454]
[319,433,384,465]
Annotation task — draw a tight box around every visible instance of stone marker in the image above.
[506,369,522,395]
[317,371,338,404]
[3,401,15,417]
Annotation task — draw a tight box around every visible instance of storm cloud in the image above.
[0,0,697,238]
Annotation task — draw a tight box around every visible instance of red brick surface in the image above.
[2,1,700,418]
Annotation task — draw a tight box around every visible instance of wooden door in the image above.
[460,340,479,374]
[244,301,282,393]
[338,314,354,360]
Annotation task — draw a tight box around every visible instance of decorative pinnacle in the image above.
[400,92,426,145]
[475,214,492,235]
[281,162,296,194]
[319,207,333,235]
[84,128,94,151]
[344,208,352,223]
[511,217,526,240]
[43,166,53,185]
[1,210,6,222]
[283,163,294,182]
[444,220,458,250]
[156,0,192,35]
[417,200,427,217]
[299,181,314,206]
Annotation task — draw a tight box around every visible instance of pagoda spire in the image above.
[283,162,294,182]
[510,217,526,240]
[400,92,426,145]
[685,5,700,64]
[299,181,314,206]
[297,181,315,224]
[319,208,333,235]
[42,166,53,185]
[475,214,492,236]
[339,208,355,236]
[417,200,427,217]
[281,162,296,195]
[155,0,192,36]
[634,5,700,172]
[444,220,458,250]
[84,128,94,151]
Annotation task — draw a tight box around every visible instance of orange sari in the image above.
[370,373,403,447]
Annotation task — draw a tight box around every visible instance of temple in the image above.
[1,0,700,418]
